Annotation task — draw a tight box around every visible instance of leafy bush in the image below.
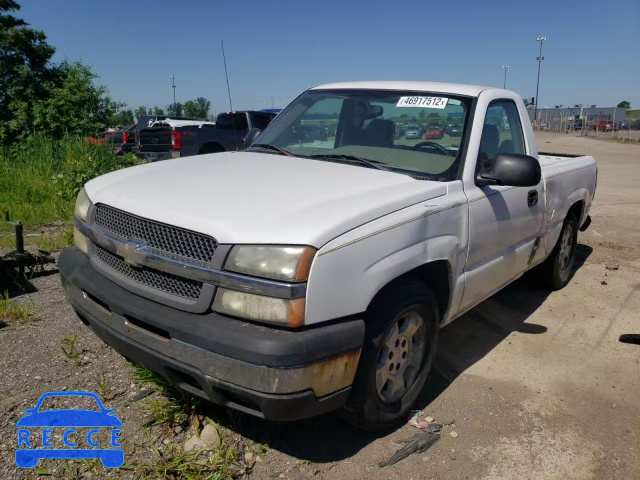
[0,134,146,228]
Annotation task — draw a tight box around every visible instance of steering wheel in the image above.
[413,141,451,156]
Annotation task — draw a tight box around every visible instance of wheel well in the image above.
[369,260,451,323]
[568,200,584,224]
[200,142,224,154]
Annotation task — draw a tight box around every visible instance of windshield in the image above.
[252,89,471,180]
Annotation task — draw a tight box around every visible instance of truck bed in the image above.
[538,152,597,257]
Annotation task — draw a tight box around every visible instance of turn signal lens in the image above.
[74,227,90,255]
[212,288,305,327]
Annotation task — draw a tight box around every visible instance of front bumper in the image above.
[59,247,364,421]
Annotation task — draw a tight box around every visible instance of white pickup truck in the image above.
[60,82,597,430]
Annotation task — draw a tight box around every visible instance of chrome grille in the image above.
[96,245,203,300]
[94,204,216,265]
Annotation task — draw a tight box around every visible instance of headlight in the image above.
[213,288,305,327]
[74,188,91,222]
[74,227,90,255]
[225,245,316,282]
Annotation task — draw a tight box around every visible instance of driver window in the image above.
[480,101,526,162]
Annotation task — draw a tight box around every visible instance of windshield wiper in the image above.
[250,143,293,156]
[307,154,391,172]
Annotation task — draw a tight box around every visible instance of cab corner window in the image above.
[480,101,526,162]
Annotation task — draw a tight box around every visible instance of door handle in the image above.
[527,190,538,207]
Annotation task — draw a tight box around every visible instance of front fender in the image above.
[305,193,468,325]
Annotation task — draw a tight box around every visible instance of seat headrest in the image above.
[365,119,395,147]
[480,124,500,159]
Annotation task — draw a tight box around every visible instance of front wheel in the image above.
[341,279,439,431]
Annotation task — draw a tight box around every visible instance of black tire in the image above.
[538,213,578,290]
[341,278,440,431]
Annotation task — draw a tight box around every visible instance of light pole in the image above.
[534,36,546,124]
[170,74,176,110]
[502,65,510,89]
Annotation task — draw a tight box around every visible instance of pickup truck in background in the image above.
[178,111,276,157]
[61,82,597,430]
[136,118,216,161]
[116,125,137,155]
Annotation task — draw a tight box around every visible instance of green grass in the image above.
[626,109,640,119]
[0,134,145,247]
[130,364,241,478]
[0,291,36,324]
[135,443,239,480]
[131,364,202,427]
[61,334,81,366]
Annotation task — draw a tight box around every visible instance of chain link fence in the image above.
[528,107,640,142]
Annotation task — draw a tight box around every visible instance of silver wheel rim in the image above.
[559,225,574,272]
[376,311,426,403]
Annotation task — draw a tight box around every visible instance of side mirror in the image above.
[476,153,541,187]
[243,128,262,147]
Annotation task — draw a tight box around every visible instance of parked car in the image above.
[136,118,216,161]
[62,82,596,431]
[116,125,136,155]
[88,130,123,146]
[445,124,463,136]
[178,111,276,157]
[591,120,618,132]
[404,124,422,139]
[424,125,444,139]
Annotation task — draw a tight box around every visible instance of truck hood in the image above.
[85,152,447,247]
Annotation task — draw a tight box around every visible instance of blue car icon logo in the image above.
[16,391,123,468]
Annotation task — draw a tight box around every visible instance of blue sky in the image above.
[18,0,640,114]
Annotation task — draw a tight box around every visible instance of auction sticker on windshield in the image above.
[396,96,448,109]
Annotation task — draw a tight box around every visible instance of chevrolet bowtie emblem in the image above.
[116,241,146,267]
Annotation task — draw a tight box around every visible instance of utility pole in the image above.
[502,65,510,89]
[170,74,176,112]
[534,36,546,125]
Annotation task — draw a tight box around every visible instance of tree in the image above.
[109,108,134,126]
[0,0,57,143]
[31,61,116,137]
[183,97,211,119]
[166,102,183,117]
[134,105,148,121]
[1,1,126,141]
[617,101,631,109]
[152,106,164,115]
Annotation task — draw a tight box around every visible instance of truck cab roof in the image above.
[151,119,215,128]
[311,81,495,97]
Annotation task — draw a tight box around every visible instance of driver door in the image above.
[460,100,543,311]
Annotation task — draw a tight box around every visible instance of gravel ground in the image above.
[1,132,639,479]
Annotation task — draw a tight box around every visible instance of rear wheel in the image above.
[342,279,439,431]
[538,213,578,290]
